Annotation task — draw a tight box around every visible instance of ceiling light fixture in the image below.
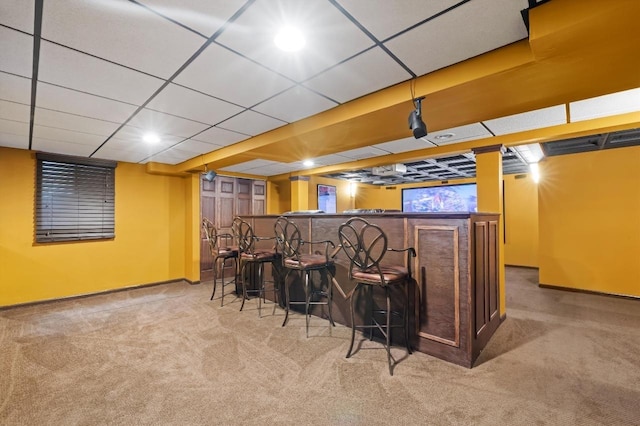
[303,160,314,167]
[408,96,427,139]
[274,26,306,52]
[143,132,160,144]
[202,156,217,182]
[435,133,455,140]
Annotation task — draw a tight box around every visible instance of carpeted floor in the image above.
[1,267,638,425]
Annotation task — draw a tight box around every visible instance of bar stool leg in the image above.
[210,258,218,301]
[282,270,292,327]
[385,286,393,375]
[240,261,248,312]
[346,283,359,358]
[220,258,226,306]
[404,282,412,354]
[327,271,335,327]
[304,270,311,338]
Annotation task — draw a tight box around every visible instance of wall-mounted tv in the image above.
[402,183,477,213]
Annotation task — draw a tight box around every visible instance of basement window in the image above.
[35,153,117,243]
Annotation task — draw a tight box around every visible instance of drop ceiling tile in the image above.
[34,108,119,136]
[424,123,493,145]
[146,83,244,125]
[107,125,182,151]
[146,147,196,165]
[33,126,107,147]
[38,41,165,105]
[373,136,434,153]
[191,126,248,146]
[0,27,33,77]
[215,0,374,82]
[303,47,412,104]
[139,0,247,37]
[92,147,149,164]
[41,0,206,79]
[173,138,223,155]
[334,146,389,160]
[218,110,286,136]
[338,0,462,41]
[0,119,29,149]
[0,100,30,122]
[253,86,337,123]
[483,105,566,135]
[128,108,209,138]
[307,153,352,166]
[32,137,97,157]
[384,0,528,76]
[220,159,282,172]
[0,73,31,104]
[175,43,295,107]
[0,0,35,33]
[36,82,138,123]
[570,88,640,122]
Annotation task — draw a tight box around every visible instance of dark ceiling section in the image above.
[323,147,530,185]
[542,127,640,157]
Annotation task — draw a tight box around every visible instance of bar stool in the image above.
[202,218,238,306]
[236,218,281,317]
[274,216,335,337]
[338,217,416,375]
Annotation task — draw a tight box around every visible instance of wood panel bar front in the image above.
[243,212,501,368]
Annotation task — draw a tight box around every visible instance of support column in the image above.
[473,145,506,315]
[289,176,310,212]
[184,173,201,284]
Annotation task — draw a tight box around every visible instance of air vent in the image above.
[605,128,640,148]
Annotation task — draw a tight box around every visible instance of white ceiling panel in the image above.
[105,126,182,155]
[373,136,434,153]
[424,123,493,145]
[146,147,196,164]
[34,108,119,136]
[175,43,295,107]
[216,0,375,82]
[338,0,462,41]
[173,138,223,155]
[32,137,97,157]
[36,82,138,123]
[385,0,529,77]
[335,146,389,160]
[191,126,248,146]
[127,108,209,138]
[303,47,412,103]
[0,27,33,78]
[0,100,30,122]
[0,0,35,34]
[253,86,337,123]
[0,72,32,104]
[33,126,107,147]
[0,119,30,149]
[220,159,282,172]
[41,0,206,79]
[38,41,164,105]
[483,105,567,136]
[570,88,640,122]
[307,153,352,166]
[146,83,244,125]
[218,110,287,136]
[92,147,149,164]
[139,0,246,38]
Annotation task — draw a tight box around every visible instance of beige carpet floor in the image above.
[1,267,639,425]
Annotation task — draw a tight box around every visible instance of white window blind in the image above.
[36,153,116,243]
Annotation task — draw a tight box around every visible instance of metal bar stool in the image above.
[202,218,238,306]
[338,217,416,375]
[274,216,335,337]
[236,218,281,317]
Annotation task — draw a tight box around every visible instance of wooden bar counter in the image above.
[243,212,501,368]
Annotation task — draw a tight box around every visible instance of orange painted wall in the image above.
[308,176,354,213]
[504,174,539,267]
[538,146,640,297]
[0,148,187,306]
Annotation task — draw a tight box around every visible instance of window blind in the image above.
[36,153,117,243]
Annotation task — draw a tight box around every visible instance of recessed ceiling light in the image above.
[274,26,306,52]
[143,132,160,144]
[303,160,314,167]
[434,133,455,140]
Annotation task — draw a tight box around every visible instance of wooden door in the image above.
[236,179,252,216]
[253,181,266,215]
[216,176,236,235]
[201,176,216,281]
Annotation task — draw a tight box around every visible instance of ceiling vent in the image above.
[371,164,407,176]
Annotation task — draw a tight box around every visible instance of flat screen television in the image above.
[402,183,477,213]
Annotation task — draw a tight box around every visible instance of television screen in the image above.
[402,184,477,213]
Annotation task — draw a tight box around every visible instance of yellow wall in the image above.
[0,148,187,306]
[504,174,539,267]
[308,176,354,213]
[266,178,291,214]
[538,146,640,297]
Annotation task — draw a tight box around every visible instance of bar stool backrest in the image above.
[202,217,220,253]
[274,216,303,262]
[236,218,257,256]
[338,217,388,282]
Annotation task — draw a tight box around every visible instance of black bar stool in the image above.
[274,216,335,337]
[202,218,238,306]
[338,217,415,375]
[236,218,281,317]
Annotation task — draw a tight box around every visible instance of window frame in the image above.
[35,152,117,243]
